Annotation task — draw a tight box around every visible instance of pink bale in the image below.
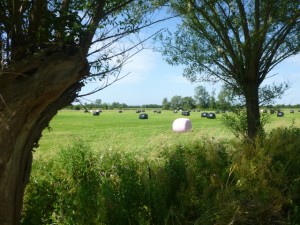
[172,118,192,132]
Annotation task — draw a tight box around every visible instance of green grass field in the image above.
[35,109,300,159]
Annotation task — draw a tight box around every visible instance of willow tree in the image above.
[159,0,300,139]
[0,1,163,224]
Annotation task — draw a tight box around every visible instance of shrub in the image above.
[222,107,269,140]
[21,160,57,225]
[22,127,300,225]
[228,126,300,224]
[264,126,300,224]
[22,140,105,225]
[99,152,150,224]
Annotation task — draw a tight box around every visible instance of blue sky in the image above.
[79,18,300,106]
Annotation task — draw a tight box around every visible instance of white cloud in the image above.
[111,49,158,85]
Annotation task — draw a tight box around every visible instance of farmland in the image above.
[23,108,300,225]
[36,108,300,158]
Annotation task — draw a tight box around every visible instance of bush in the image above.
[21,160,57,225]
[227,126,300,225]
[222,107,269,140]
[22,127,300,224]
[22,140,105,225]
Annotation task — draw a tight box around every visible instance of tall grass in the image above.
[23,124,300,225]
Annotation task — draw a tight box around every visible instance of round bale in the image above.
[172,118,192,132]
[207,112,216,119]
[93,111,100,116]
[181,111,190,116]
[201,112,208,117]
[277,111,284,117]
[139,113,148,119]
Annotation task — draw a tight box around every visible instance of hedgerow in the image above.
[22,127,300,225]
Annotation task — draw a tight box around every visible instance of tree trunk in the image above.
[0,49,88,225]
[244,83,261,140]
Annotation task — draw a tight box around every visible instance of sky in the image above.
[79,17,300,106]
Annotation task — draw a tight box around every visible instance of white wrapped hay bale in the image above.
[172,118,192,132]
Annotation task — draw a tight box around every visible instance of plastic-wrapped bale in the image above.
[172,118,192,132]
[139,113,148,119]
[277,111,284,117]
[207,113,216,119]
[201,112,208,117]
[93,111,100,116]
[181,111,190,116]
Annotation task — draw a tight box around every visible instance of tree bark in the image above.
[244,82,261,140]
[0,48,88,225]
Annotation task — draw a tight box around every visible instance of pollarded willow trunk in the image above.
[244,83,261,140]
[0,48,88,225]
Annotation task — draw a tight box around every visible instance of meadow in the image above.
[23,108,300,225]
[36,108,300,158]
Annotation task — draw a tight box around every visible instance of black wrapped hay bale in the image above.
[118,110,123,113]
[93,111,100,116]
[277,111,284,117]
[290,109,294,113]
[139,113,148,119]
[207,112,216,119]
[136,110,141,113]
[181,111,190,116]
[201,112,208,117]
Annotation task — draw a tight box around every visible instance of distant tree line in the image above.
[69,85,300,111]
[162,85,235,111]
[68,99,161,110]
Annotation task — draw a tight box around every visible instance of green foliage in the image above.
[194,85,210,108]
[21,160,57,225]
[22,140,105,225]
[23,126,300,224]
[98,152,151,224]
[264,126,300,224]
[227,126,300,224]
[222,107,248,139]
[222,107,270,140]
